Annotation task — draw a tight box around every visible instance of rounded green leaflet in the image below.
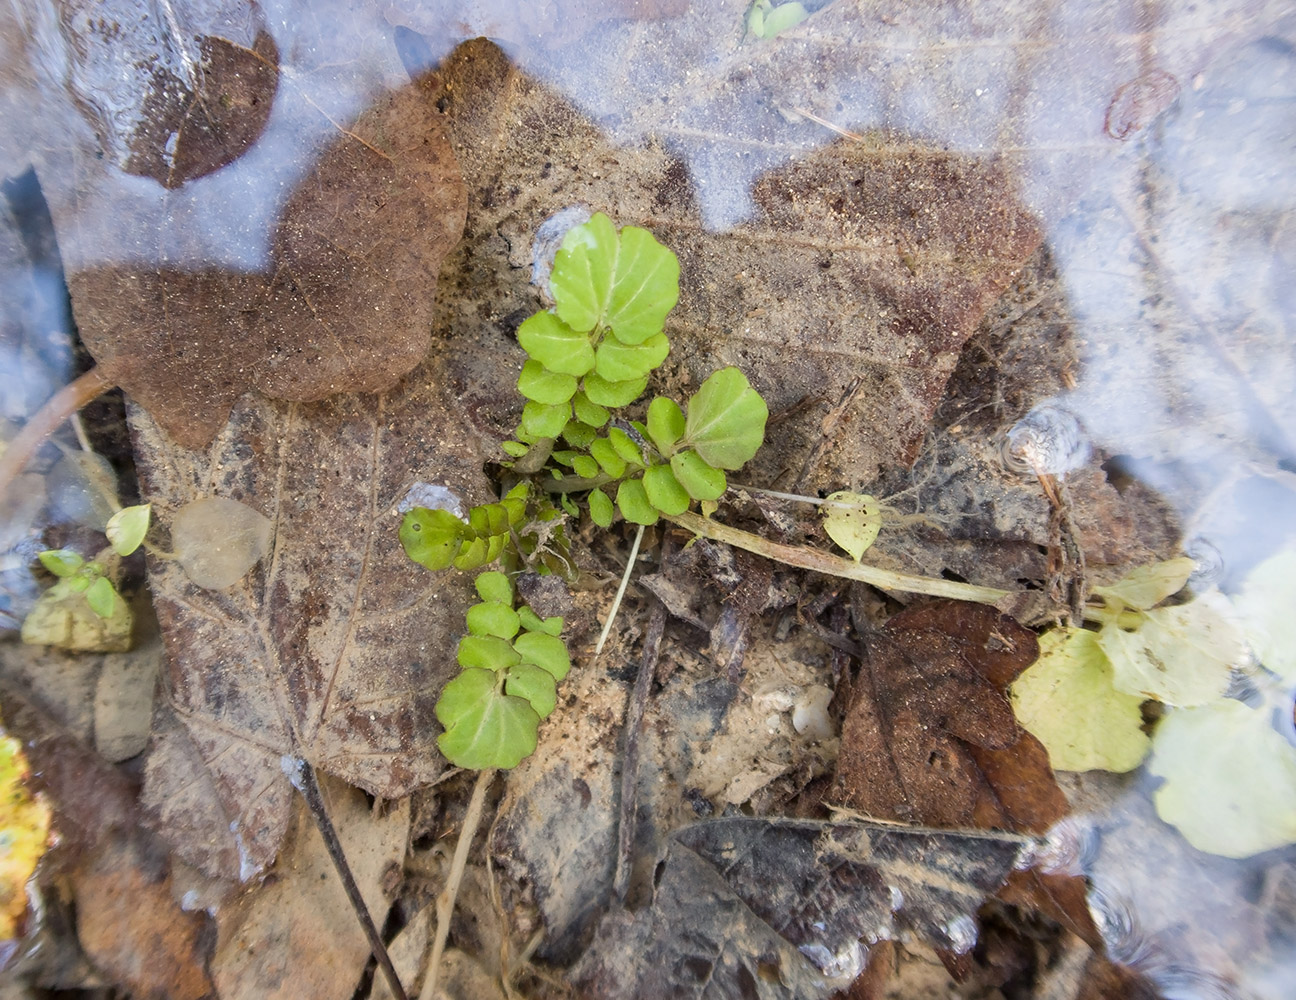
[1149,699,1296,857]
[562,420,599,449]
[595,333,670,383]
[84,576,118,619]
[583,373,648,408]
[670,450,726,501]
[38,549,85,577]
[551,212,618,332]
[608,427,644,465]
[435,668,540,770]
[517,312,596,375]
[501,440,528,458]
[589,439,626,478]
[518,360,578,405]
[647,396,685,455]
[587,487,615,527]
[616,478,659,526]
[505,662,558,719]
[571,454,600,480]
[106,503,151,557]
[400,507,468,571]
[457,634,521,671]
[518,607,564,636]
[522,400,573,439]
[475,570,514,604]
[466,601,521,640]
[683,367,769,470]
[513,630,572,680]
[453,537,489,571]
[606,226,681,345]
[821,491,882,562]
[573,391,610,428]
[643,464,691,516]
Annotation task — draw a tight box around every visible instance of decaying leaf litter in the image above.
[2,0,1296,998]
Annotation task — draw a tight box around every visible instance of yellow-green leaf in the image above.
[821,491,882,562]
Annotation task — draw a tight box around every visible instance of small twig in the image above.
[593,524,645,660]
[420,768,496,1000]
[666,510,1012,605]
[0,366,112,501]
[291,759,408,1000]
[613,533,670,902]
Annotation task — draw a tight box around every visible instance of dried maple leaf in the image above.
[134,349,492,880]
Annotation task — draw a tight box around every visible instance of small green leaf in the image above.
[589,439,627,479]
[595,333,670,383]
[453,536,490,571]
[642,464,691,516]
[573,392,610,428]
[505,663,558,719]
[38,549,85,578]
[501,440,529,458]
[106,504,151,557]
[1010,628,1150,773]
[749,0,809,38]
[457,635,521,671]
[475,571,514,605]
[616,479,659,525]
[436,668,540,770]
[466,601,521,640]
[517,360,578,405]
[551,213,619,333]
[518,607,564,636]
[400,508,468,571]
[562,420,599,449]
[517,312,595,375]
[647,396,686,455]
[84,576,118,619]
[588,487,615,527]
[571,454,600,480]
[1100,592,1245,706]
[521,400,572,439]
[559,493,579,517]
[583,373,648,408]
[66,574,92,593]
[513,630,572,680]
[1091,557,1196,611]
[670,450,726,501]
[821,491,882,562]
[606,226,681,344]
[608,428,643,465]
[1149,700,1296,858]
[683,367,768,470]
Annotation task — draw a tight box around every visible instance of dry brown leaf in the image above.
[134,349,491,880]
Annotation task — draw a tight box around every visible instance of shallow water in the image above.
[2,1,1295,998]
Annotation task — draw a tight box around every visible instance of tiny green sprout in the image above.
[401,213,770,771]
[746,0,810,40]
[106,503,151,557]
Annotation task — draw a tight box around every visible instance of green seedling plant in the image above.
[400,213,769,770]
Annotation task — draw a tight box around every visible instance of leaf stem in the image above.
[594,524,645,659]
[665,510,1013,605]
[0,366,113,501]
[421,768,495,1000]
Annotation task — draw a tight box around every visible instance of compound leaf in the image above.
[821,491,882,562]
[517,311,595,376]
[683,367,768,470]
[1010,628,1149,773]
[1149,699,1296,858]
[436,668,540,770]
